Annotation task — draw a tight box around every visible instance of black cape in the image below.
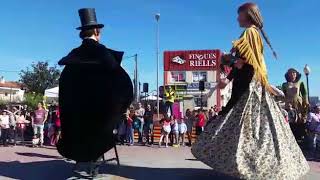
[57,39,133,162]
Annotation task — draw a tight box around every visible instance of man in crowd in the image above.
[31,102,48,147]
[57,8,133,177]
[135,103,145,143]
[307,104,320,151]
[164,86,175,116]
[144,104,154,145]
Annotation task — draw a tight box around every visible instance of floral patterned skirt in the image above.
[192,80,310,180]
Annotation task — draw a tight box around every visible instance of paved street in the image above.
[0,145,320,180]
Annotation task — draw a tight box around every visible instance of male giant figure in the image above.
[57,8,133,175]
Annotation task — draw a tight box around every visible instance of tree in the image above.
[23,92,44,109]
[19,61,61,94]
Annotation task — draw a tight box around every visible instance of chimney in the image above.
[0,76,4,84]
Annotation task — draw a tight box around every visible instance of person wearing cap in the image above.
[164,86,175,116]
[57,8,133,177]
[282,68,309,143]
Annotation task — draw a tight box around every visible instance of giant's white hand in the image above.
[218,78,230,89]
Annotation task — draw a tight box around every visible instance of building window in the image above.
[192,72,207,82]
[194,95,207,107]
[4,93,8,96]
[171,71,186,83]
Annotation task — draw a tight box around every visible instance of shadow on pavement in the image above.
[0,160,239,180]
[185,158,198,161]
[0,160,74,180]
[101,164,239,180]
[16,152,62,159]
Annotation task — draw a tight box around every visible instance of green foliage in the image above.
[19,61,61,95]
[23,92,44,110]
[0,99,6,109]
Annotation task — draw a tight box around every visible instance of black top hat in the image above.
[77,8,104,30]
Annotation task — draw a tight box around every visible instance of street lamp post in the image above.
[134,54,139,102]
[303,64,311,103]
[123,54,139,103]
[155,13,160,121]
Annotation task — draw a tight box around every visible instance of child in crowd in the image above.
[178,119,187,147]
[171,116,179,147]
[159,117,171,148]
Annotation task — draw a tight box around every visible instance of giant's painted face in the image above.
[237,11,250,28]
[288,71,297,82]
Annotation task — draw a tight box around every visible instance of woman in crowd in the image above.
[192,2,309,179]
[195,109,205,135]
[127,107,135,146]
[15,111,29,143]
[50,105,61,146]
[0,110,10,146]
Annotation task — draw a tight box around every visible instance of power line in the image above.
[0,69,20,73]
[123,55,137,60]
[0,55,141,72]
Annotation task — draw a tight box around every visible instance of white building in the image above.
[0,77,25,103]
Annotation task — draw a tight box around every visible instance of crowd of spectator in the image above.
[116,102,220,148]
[0,102,61,148]
[3,99,318,156]
[0,105,30,146]
[277,101,320,155]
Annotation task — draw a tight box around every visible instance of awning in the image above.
[44,87,59,98]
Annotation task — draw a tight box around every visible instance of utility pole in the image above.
[122,54,139,103]
[139,82,141,102]
[134,54,139,103]
[155,13,160,121]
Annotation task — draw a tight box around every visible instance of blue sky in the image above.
[0,0,319,96]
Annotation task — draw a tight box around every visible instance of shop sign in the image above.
[164,50,221,71]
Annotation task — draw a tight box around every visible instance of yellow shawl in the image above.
[232,25,272,92]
